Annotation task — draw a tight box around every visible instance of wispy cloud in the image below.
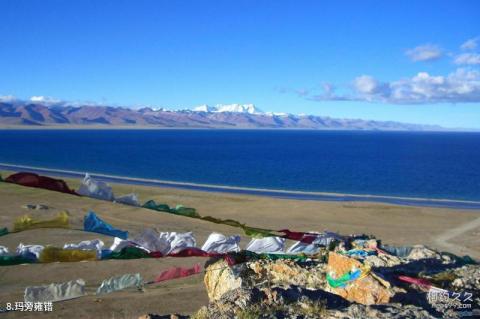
[454,53,480,65]
[454,37,480,65]
[275,86,311,97]
[280,83,351,101]
[405,44,443,62]
[461,37,478,51]
[308,83,352,101]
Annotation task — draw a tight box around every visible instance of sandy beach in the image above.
[0,171,479,318]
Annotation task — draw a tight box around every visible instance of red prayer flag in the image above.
[6,172,78,195]
[398,275,432,288]
[278,229,317,244]
[154,263,202,283]
[167,247,223,258]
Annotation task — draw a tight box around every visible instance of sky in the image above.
[1,0,480,128]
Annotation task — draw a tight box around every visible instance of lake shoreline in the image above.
[2,162,480,210]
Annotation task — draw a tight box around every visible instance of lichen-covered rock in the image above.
[427,264,480,311]
[193,287,435,319]
[195,286,348,319]
[327,303,436,319]
[204,258,327,301]
[449,265,480,291]
[406,245,441,260]
[352,238,379,249]
[249,259,326,289]
[364,253,403,268]
[204,259,245,301]
[326,252,394,305]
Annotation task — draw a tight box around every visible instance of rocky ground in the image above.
[1,177,479,318]
[140,238,479,319]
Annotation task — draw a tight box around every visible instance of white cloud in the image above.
[309,68,480,104]
[405,44,443,62]
[29,96,62,104]
[454,53,480,65]
[30,96,47,102]
[368,69,480,103]
[288,40,480,104]
[0,95,17,102]
[461,37,478,51]
[353,75,391,98]
[353,76,378,94]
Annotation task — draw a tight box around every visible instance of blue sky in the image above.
[1,1,479,128]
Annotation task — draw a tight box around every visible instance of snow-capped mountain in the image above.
[193,104,262,114]
[265,112,289,117]
[215,104,261,114]
[192,104,217,112]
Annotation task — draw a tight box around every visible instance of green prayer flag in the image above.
[0,227,8,237]
[0,255,35,266]
[227,250,309,265]
[172,205,199,218]
[107,247,151,260]
[142,200,171,212]
[143,200,199,218]
[242,225,277,238]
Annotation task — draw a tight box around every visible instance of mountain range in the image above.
[0,101,444,130]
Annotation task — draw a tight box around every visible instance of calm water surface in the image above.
[0,130,479,201]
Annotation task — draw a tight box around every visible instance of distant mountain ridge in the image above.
[0,101,444,130]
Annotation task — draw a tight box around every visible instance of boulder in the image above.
[406,245,440,260]
[203,258,327,301]
[364,252,403,268]
[194,286,434,319]
[204,259,244,301]
[326,252,394,305]
[248,259,326,289]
